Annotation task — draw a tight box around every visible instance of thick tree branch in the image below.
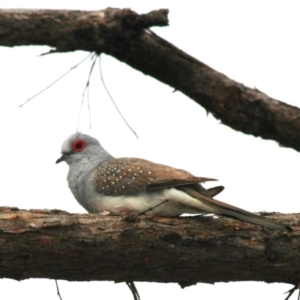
[0,8,300,151]
[0,207,298,286]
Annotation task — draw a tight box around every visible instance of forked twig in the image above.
[284,284,300,300]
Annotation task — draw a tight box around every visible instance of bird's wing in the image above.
[92,157,216,196]
[92,158,289,230]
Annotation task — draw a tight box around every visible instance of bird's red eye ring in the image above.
[72,139,86,152]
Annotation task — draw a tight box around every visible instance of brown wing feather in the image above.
[92,158,288,230]
[92,157,216,196]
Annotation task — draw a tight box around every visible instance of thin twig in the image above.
[284,284,300,300]
[137,199,169,216]
[77,53,98,131]
[55,280,63,300]
[125,281,141,300]
[98,55,139,139]
[87,83,92,130]
[19,53,93,107]
[123,200,169,222]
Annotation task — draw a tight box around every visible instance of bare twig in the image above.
[99,55,138,139]
[123,199,169,222]
[19,53,93,107]
[284,283,300,300]
[55,280,63,300]
[77,53,97,131]
[125,281,141,300]
[137,199,169,216]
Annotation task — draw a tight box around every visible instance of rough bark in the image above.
[0,207,298,287]
[0,8,300,151]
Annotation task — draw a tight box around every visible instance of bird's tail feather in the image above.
[207,186,224,197]
[179,187,290,231]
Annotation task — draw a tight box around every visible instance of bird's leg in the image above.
[120,207,139,222]
[120,207,133,214]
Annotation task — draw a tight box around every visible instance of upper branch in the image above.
[1,8,300,151]
[0,207,298,286]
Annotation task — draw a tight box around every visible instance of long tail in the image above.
[179,187,290,231]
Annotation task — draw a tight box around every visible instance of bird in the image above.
[56,132,289,231]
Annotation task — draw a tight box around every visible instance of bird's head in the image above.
[56,133,111,166]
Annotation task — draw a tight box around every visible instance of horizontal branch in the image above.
[0,207,298,287]
[1,8,300,151]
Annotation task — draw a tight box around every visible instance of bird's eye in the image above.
[72,139,86,152]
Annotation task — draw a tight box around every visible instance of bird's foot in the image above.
[120,208,140,222]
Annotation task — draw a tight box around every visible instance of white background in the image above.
[0,0,299,299]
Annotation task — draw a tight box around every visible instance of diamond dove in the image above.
[56,132,289,231]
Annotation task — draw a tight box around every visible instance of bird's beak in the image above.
[56,155,66,164]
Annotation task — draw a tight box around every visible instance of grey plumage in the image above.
[56,132,290,231]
